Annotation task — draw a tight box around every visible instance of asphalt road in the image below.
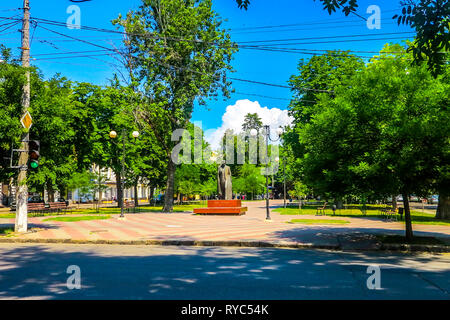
[0,244,449,300]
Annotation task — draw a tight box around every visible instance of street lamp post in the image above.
[109,129,139,218]
[252,125,283,221]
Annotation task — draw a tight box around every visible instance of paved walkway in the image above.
[1,201,449,249]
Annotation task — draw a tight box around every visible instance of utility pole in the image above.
[15,0,31,233]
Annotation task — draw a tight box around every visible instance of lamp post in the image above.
[252,125,283,221]
[274,155,286,208]
[109,129,140,218]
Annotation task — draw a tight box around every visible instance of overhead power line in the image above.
[234,91,292,101]
[229,9,401,31]
[231,19,399,35]
[0,20,20,33]
[32,23,335,93]
[237,32,415,44]
[6,15,416,50]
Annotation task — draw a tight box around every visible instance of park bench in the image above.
[124,201,136,213]
[49,202,69,215]
[27,203,47,216]
[194,200,247,216]
[316,202,328,216]
[380,207,402,221]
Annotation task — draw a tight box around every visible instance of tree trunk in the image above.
[0,182,3,207]
[402,192,414,242]
[436,191,450,219]
[47,181,55,203]
[134,180,139,208]
[148,185,154,206]
[392,195,397,210]
[163,160,176,213]
[115,171,123,209]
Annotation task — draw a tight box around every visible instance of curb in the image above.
[0,237,449,253]
[379,243,450,253]
[0,237,340,251]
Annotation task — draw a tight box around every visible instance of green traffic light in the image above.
[30,161,39,169]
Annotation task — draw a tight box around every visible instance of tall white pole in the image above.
[15,0,31,233]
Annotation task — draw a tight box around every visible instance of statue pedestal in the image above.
[194,200,247,216]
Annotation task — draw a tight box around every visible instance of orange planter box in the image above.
[194,200,247,216]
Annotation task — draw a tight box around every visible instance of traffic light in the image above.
[28,140,40,169]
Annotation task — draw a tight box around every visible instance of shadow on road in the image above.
[0,243,448,300]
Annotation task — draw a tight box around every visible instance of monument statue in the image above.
[217,161,232,200]
[193,161,247,216]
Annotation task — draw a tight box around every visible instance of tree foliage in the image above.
[296,43,450,239]
[233,164,265,199]
[242,112,263,133]
[113,0,238,212]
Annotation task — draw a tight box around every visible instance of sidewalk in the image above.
[1,201,449,251]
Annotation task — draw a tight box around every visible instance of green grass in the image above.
[43,215,111,222]
[0,203,208,218]
[274,206,450,226]
[0,214,15,219]
[287,219,350,225]
[376,235,447,246]
[72,203,205,215]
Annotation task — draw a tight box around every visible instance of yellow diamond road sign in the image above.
[20,111,32,130]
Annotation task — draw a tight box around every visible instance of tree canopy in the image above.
[291,43,450,239]
[113,0,238,212]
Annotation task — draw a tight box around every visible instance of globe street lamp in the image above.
[110,129,139,218]
[252,125,283,221]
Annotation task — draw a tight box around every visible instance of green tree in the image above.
[289,181,309,209]
[113,0,238,212]
[289,50,364,125]
[0,46,25,185]
[300,44,450,241]
[26,75,79,201]
[242,113,263,133]
[286,51,365,199]
[233,164,265,199]
[66,170,96,207]
[82,81,147,209]
[198,178,217,202]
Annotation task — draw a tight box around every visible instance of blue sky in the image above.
[0,0,413,137]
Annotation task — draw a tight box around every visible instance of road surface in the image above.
[0,243,448,299]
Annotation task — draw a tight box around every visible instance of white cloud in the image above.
[202,99,293,150]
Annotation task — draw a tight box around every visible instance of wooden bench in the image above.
[380,207,399,221]
[28,203,47,216]
[194,200,248,216]
[124,201,136,213]
[49,202,69,214]
[316,202,328,216]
